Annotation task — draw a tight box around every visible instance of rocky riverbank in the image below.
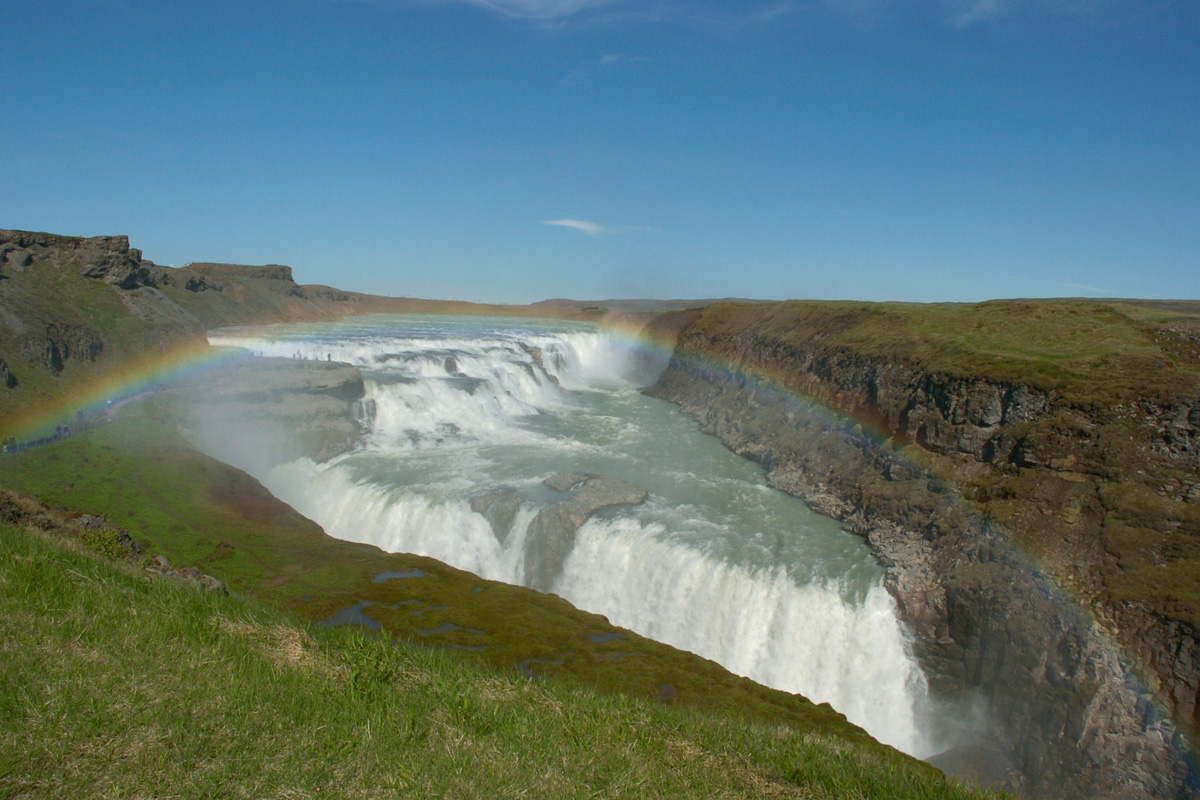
[639,301,1200,800]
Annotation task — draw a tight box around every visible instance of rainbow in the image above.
[1,339,245,445]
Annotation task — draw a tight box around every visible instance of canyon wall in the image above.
[642,302,1200,799]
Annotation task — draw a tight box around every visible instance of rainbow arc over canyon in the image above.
[3,312,1196,777]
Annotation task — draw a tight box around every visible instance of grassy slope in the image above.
[0,259,168,433]
[0,402,899,748]
[0,523,1000,800]
[687,299,1200,409]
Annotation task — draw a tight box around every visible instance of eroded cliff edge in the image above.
[641,300,1200,800]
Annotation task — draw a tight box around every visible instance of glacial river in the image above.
[208,313,933,756]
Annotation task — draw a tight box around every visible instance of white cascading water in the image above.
[207,314,933,756]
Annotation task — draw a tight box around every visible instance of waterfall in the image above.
[207,314,934,757]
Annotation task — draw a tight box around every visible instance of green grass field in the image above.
[0,518,1003,799]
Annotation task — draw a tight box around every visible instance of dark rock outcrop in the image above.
[0,229,156,290]
[519,342,565,386]
[523,473,648,591]
[18,323,104,374]
[644,313,1197,800]
[145,553,228,594]
[184,274,220,292]
[74,236,152,289]
[185,262,295,283]
[0,490,140,563]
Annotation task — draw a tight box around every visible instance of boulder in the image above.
[543,472,587,492]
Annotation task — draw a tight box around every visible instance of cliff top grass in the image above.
[0,521,1002,800]
[679,298,1200,409]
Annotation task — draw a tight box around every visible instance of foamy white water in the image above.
[207,314,933,756]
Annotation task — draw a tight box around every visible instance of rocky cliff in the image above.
[0,230,370,411]
[641,300,1200,800]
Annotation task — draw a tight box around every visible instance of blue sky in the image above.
[3,0,1198,303]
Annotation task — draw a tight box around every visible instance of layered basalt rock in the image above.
[0,230,157,289]
[642,309,1199,800]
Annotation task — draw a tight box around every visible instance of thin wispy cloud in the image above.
[392,0,803,29]
[542,219,609,237]
[753,2,796,23]
[1009,274,1114,296]
[559,54,651,86]
[541,219,658,237]
[950,0,1176,27]
[345,0,1173,30]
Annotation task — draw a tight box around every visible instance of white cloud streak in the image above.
[390,0,803,29]
[542,218,609,237]
[345,0,1175,30]
[942,0,1014,26]
[823,0,1169,29]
